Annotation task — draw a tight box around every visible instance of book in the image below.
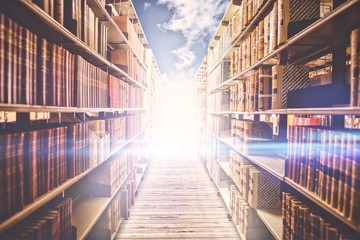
[350,28,360,107]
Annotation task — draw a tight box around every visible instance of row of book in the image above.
[112,16,146,67]
[207,89,230,112]
[282,192,356,240]
[230,65,283,112]
[0,116,143,223]
[126,114,143,140]
[88,189,123,239]
[88,120,111,171]
[76,56,108,108]
[207,61,230,91]
[230,1,279,76]
[230,0,322,62]
[229,185,272,239]
[0,14,39,105]
[0,13,144,108]
[111,48,146,86]
[287,126,360,227]
[208,27,231,72]
[32,0,108,58]
[0,126,68,222]
[230,0,267,43]
[105,117,126,153]
[231,119,272,141]
[229,150,281,209]
[87,152,129,198]
[1,197,72,240]
[207,115,231,139]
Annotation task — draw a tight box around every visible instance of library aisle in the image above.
[115,142,240,239]
[115,81,241,239]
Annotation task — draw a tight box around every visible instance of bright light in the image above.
[151,80,198,156]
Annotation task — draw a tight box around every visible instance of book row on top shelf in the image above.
[0,0,165,112]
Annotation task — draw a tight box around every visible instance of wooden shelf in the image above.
[209,107,360,116]
[286,0,360,64]
[134,163,148,193]
[111,218,123,240]
[284,177,360,233]
[218,161,230,177]
[0,104,146,113]
[209,0,360,95]
[0,130,144,234]
[208,131,285,180]
[72,170,133,240]
[209,110,287,115]
[0,0,147,90]
[208,0,276,75]
[89,2,148,71]
[256,209,282,240]
[105,0,149,46]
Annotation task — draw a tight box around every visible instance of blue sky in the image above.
[132,0,230,82]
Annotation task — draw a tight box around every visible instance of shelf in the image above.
[0,104,146,113]
[111,218,123,240]
[72,170,133,240]
[209,110,287,115]
[209,0,360,95]
[208,131,285,180]
[90,1,148,71]
[0,130,144,234]
[218,161,230,177]
[285,106,360,115]
[134,163,148,192]
[105,0,149,46]
[0,0,147,90]
[208,0,276,74]
[286,0,360,64]
[205,160,244,240]
[256,209,282,240]
[209,107,360,116]
[284,177,360,233]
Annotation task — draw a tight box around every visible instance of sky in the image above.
[132,0,230,82]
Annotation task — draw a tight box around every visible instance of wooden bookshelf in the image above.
[0,130,145,234]
[210,107,360,116]
[208,130,285,180]
[208,0,277,75]
[0,0,147,89]
[72,170,133,240]
[86,0,147,70]
[134,163,148,193]
[0,104,146,113]
[209,0,360,95]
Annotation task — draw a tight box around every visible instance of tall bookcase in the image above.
[196,0,360,239]
[0,0,161,239]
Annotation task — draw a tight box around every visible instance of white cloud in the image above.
[144,2,151,11]
[161,72,169,82]
[157,0,229,71]
[171,47,196,70]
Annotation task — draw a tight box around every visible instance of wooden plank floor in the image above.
[115,142,241,240]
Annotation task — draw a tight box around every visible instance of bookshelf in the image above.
[0,0,161,239]
[209,0,360,94]
[196,0,360,239]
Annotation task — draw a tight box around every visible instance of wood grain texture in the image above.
[115,143,241,239]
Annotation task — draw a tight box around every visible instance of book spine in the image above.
[350,28,360,106]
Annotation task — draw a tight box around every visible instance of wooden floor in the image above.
[115,141,241,240]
